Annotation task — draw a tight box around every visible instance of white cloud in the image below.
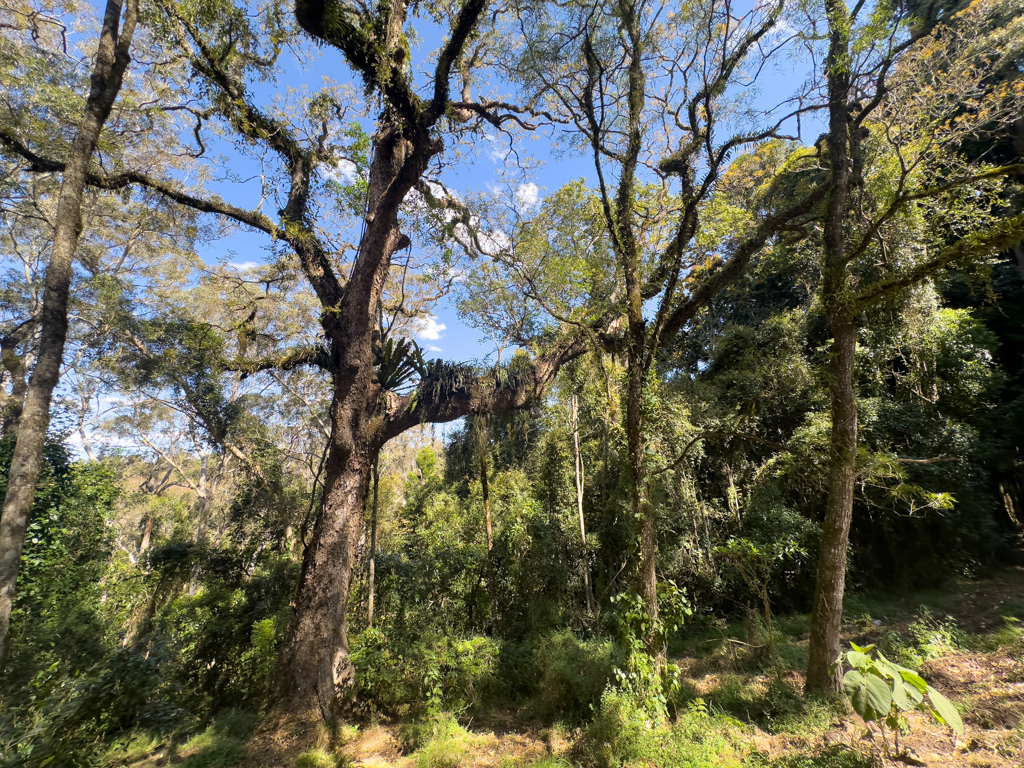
[479,229,511,255]
[335,158,358,182]
[484,132,507,163]
[228,261,259,271]
[517,182,540,208]
[426,344,443,353]
[416,316,447,341]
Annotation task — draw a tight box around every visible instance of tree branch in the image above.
[852,214,1024,311]
[227,345,334,377]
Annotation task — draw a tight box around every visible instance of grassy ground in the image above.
[110,563,1024,768]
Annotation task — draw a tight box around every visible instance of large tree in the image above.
[0,0,609,715]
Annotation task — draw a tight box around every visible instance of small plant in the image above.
[908,609,965,660]
[839,643,963,758]
[608,580,691,716]
[295,748,342,768]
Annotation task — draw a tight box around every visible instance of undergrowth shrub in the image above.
[176,711,255,768]
[351,630,501,717]
[576,688,742,768]
[749,744,871,768]
[407,715,472,768]
[533,630,619,722]
[295,748,343,768]
[907,609,966,659]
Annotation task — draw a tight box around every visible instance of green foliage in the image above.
[748,745,871,768]
[295,748,343,768]
[532,631,619,723]
[406,716,471,768]
[608,583,691,716]
[840,643,964,748]
[577,687,741,768]
[351,631,501,717]
[176,712,254,768]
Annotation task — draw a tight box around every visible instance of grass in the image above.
[749,744,872,768]
[106,732,166,766]
[116,571,1024,768]
[295,747,344,767]
[177,712,255,768]
[409,715,473,768]
[106,711,256,768]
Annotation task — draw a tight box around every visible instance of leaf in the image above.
[875,659,903,681]
[927,686,964,735]
[844,669,893,722]
[847,650,872,670]
[891,679,917,712]
[900,669,928,693]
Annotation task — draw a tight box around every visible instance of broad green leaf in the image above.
[900,669,928,693]
[844,669,892,722]
[891,680,917,711]
[927,686,964,735]
[847,651,872,669]
[876,660,902,681]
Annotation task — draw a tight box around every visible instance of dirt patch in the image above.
[945,566,1024,634]
[240,711,333,768]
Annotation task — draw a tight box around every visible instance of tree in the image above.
[0,0,618,715]
[0,0,138,665]
[507,0,827,662]
[804,0,1024,692]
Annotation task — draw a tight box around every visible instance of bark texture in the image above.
[806,320,858,692]
[366,457,379,630]
[806,0,855,694]
[571,396,596,616]
[0,0,136,666]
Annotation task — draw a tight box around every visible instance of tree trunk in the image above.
[140,515,154,554]
[477,418,497,631]
[571,395,596,616]
[805,0,856,695]
[806,318,858,692]
[367,456,378,630]
[0,321,34,438]
[0,0,136,666]
[626,342,658,652]
[275,429,372,717]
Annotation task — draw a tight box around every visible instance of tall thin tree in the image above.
[0,0,138,664]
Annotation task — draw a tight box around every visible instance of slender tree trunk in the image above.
[571,395,596,616]
[0,0,136,666]
[806,0,855,694]
[0,322,34,438]
[626,341,658,651]
[478,422,497,631]
[807,319,858,692]
[367,456,378,630]
[140,515,154,554]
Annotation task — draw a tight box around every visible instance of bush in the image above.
[409,715,472,768]
[351,630,501,716]
[576,687,740,768]
[533,630,620,722]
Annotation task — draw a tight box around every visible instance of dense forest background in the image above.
[1,0,1023,765]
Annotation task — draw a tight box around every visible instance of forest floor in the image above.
[112,563,1024,768]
